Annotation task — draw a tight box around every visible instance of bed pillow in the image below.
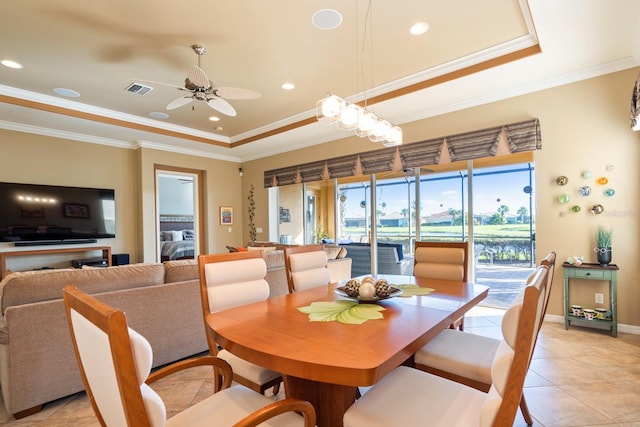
[171,230,184,241]
[161,231,174,241]
[183,230,194,240]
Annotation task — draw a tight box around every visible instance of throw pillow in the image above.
[323,245,342,260]
[336,247,348,258]
[171,230,184,241]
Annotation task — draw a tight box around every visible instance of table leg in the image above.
[284,375,359,427]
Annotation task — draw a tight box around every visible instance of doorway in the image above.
[154,166,205,262]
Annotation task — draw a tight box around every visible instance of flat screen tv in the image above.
[0,182,115,245]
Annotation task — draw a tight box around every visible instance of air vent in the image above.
[124,82,153,95]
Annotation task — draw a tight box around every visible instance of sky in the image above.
[340,164,535,218]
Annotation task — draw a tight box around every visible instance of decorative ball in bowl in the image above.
[566,256,583,266]
[336,277,402,302]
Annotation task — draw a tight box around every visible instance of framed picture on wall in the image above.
[220,206,233,225]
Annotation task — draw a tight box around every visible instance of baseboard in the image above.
[544,314,640,335]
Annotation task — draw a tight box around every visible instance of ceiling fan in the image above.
[140,44,260,117]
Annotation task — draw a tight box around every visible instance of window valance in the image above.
[264,118,540,188]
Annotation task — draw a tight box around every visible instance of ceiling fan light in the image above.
[316,95,342,124]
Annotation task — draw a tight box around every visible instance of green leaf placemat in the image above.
[298,300,385,324]
[394,284,435,297]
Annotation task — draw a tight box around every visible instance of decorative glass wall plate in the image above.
[604,188,615,197]
[591,204,604,214]
[558,194,570,203]
[559,210,568,216]
[556,176,568,185]
[597,177,608,185]
[578,186,591,196]
[582,171,592,178]
[571,205,581,213]
[606,165,615,172]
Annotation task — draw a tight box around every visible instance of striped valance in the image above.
[264,118,541,188]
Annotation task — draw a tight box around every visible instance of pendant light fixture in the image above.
[315,1,402,147]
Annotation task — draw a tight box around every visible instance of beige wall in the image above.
[244,67,640,327]
[0,132,140,261]
[137,147,242,261]
[0,134,243,267]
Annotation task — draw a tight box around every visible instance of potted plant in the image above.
[595,226,612,266]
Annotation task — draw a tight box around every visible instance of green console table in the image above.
[563,262,618,337]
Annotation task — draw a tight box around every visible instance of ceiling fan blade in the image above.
[215,86,262,100]
[206,97,237,117]
[166,96,194,110]
[187,65,210,88]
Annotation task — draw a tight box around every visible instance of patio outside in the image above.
[475,264,534,309]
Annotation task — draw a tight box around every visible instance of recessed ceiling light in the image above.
[209,116,220,122]
[410,22,430,35]
[1,59,23,69]
[312,9,342,30]
[281,82,295,90]
[214,126,223,131]
[53,87,80,98]
[149,112,169,119]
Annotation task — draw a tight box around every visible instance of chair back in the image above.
[198,251,269,354]
[63,285,165,427]
[414,241,469,281]
[538,251,557,329]
[284,244,330,293]
[480,265,548,426]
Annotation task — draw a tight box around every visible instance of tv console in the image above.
[14,239,98,247]
[0,246,111,278]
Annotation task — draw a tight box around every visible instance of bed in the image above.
[159,215,195,261]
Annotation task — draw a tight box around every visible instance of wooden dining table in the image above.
[205,274,488,427]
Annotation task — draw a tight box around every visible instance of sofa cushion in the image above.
[163,259,199,283]
[0,263,165,315]
[323,244,348,260]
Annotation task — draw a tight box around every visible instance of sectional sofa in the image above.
[0,250,351,418]
[0,261,207,418]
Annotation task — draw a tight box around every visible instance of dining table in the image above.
[205,274,489,427]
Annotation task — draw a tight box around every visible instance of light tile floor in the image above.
[2,306,639,426]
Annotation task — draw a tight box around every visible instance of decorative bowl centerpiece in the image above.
[335,277,402,302]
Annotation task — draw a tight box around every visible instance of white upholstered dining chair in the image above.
[284,244,331,293]
[343,265,548,427]
[412,253,555,426]
[62,285,315,427]
[198,251,282,395]
[414,241,469,330]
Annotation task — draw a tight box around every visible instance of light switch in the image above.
[228,227,232,233]
[256,227,263,233]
